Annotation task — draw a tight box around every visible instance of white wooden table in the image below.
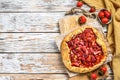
[0,0,77,80]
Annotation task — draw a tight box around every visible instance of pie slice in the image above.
[60,26,107,73]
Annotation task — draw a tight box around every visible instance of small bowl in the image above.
[97,9,112,25]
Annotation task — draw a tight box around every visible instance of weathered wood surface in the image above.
[0,13,65,32]
[0,33,59,52]
[0,0,76,12]
[0,0,93,79]
[0,74,68,80]
[0,53,66,73]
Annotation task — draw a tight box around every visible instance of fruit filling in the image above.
[67,28,104,67]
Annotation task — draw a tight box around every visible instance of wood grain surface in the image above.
[0,53,66,73]
[0,74,68,80]
[0,13,64,32]
[0,33,59,52]
[0,0,76,12]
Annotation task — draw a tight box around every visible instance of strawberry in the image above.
[104,10,111,18]
[98,11,104,18]
[98,66,107,76]
[101,17,109,24]
[79,16,87,24]
[76,1,83,7]
[91,73,97,80]
[89,7,96,12]
[101,66,107,73]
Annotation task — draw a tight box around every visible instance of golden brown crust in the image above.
[60,26,107,73]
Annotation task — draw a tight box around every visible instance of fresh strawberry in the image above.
[101,17,109,24]
[98,66,107,76]
[98,11,104,18]
[104,10,111,18]
[89,7,96,12]
[79,16,87,24]
[91,73,97,80]
[76,1,83,7]
[101,66,107,73]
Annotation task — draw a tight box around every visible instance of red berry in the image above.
[77,1,83,7]
[91,73,97,79]
[104,10,111,18]
[101,66,107,73]
[89,7,96,12]
[98,11,104,18]
[79,16,87,24]
[101,17,109,24]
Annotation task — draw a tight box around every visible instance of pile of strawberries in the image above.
[98,9,111,24]
[76,0,111,25]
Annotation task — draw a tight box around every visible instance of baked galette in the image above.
[60,26,107,73]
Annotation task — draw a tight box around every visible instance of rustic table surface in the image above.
[0,0,78,80]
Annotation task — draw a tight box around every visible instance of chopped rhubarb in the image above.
[72,62,80,67]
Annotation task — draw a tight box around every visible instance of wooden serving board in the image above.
[58,15,111,80]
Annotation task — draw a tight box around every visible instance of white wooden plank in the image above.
[0,0,76,12]
[0,74,68,80]
[0,13,65,32]
[0,33,59,52]
[0,12,107,33]
[0,53,66,73]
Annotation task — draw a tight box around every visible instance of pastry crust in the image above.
[60,26,107,73]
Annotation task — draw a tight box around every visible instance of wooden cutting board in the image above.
[59,15,80,35]
[58,15,109,80]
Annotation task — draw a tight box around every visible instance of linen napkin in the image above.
[83,0,120,79]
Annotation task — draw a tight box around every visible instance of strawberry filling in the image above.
[67,28,104,67]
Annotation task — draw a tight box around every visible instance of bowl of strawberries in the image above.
[98,9,112,25]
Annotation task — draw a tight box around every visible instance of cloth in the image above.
[83,0,120,80]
